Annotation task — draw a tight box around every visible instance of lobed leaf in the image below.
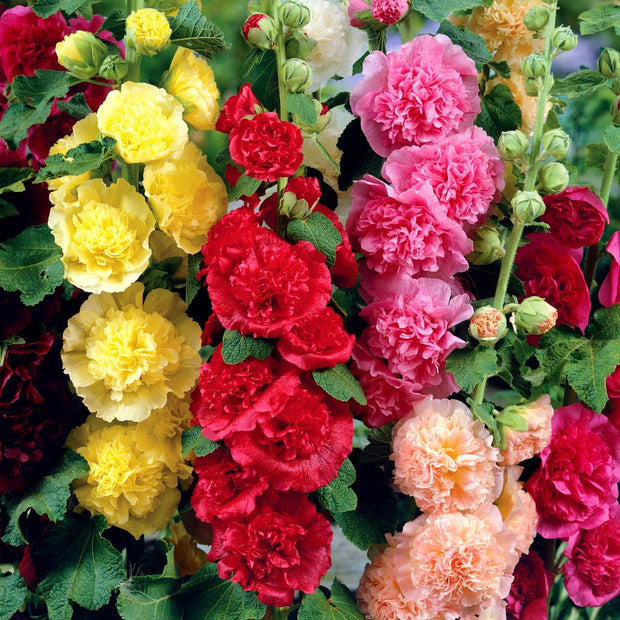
[411,0,491,22]
[314,458,358,514]
[550,70,606,99]
[169,1,229,60]
[445,346,498,393]
[476,84,522,141]
[117,576,182,620]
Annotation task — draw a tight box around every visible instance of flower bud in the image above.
[498,130,529,161]
[285,30,316,60]
[292,99,331,133]
[523,6,549,31]
[126,8,172,57]
[279,191,311,219]
[467,222,505,265]
[541,128,571,159]
[282,58,313,92]
[280,0,311,28]
[511,190,546,223]
[598,48,620,80]
[539,161,569,194]
[242,13,277,51]
[552,26,577,51]
[523,76,540,97]
[99,54,128,81]
[508,296,558,335]
[522,54,549,80]
[55,31,108,80]
[469,306,508,343]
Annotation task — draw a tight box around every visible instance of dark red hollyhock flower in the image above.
[190,345,299,441]
[506,550,553,620]
[200,312,225,346]
[27,104,76,166]
[515,232,590,332]
[191,447,269,523]
[541,186,608,249]
[208,488,333,606]
[215,83,262,134]
[227,380,353,492]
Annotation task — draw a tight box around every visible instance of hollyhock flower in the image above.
[526,403,620,539]
[391,398,503,513]
[215,83,262,134]
[515,232,590,332]
[541,186,608,248]
[166,520,208,577]
[563,506,620,607]
[392,506,519,618]
[125,8,171,57]
[228,112,304,182]
[348,176,472,277]
[607,365,620,400]
[371,0,409,25]
[228,380,353,492]
[599,231,620,307]
[209,489,333,606]
[506,551,553,620]
[62,283,202,423]
[382,125,505,230]
[350,34,479,157]
[0,6,68,81]
[26,105,76,166]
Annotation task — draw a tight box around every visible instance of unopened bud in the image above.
[126,8,172,56]
[598,48,620,80]
[282,58,313,92]
[280,0,311,28]
[467,223,505,265]
[285,30,316,60]
[552,26,577,51]
[292,99,331,133]
[539,162,569,194]
[498,130,529,161]
[99,54,128,81]
[55,31,108,80]
[279,191,311,219]
[522,54,549,80]
[469,306,508,343]
[524,6,549,31]
[541,128,571,159]
[242,13,277,51]
[511,190,546,223]
[508,296,557,336]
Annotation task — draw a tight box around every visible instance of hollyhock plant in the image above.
[506,551,553,620]
[599,231,620,307]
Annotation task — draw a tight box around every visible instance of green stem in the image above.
[270,606,289,620]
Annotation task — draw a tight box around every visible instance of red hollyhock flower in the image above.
[191,447,269,523]
[228,112,304,182]
[227,380,353,492]
[208,488,333,606]
[506,550,553,620]
[215,83,262,134]
[599,231,620,307]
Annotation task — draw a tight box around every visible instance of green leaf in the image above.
[550,70,606,99]
[228,173,261,202]
[585,142,615,170]
[471,402,502,447]
[604,125,620,154]
[488,60,511,79]
[36,513,125,620]
[117,576,182,620]
[338,117,383,192]
[299,579,364,620]
[56,93,92,120]
[3,449,89,546]
[331,285,363,318]
[0,224,64,306]
[411,0,490,22]
[437,21,491,69]
[476,84,522,141]
[0,101,53,148]
[178,562,266,620]
[181,426,219,458]
[287,211,342,268]
[11,70,70,105]
[243,51,279,112]
[221,329,274,364]
[0,167,34,195]
[314,458,357,514]
[169,1,229,60]
[313,364,366,405]
[445,346,498,393]
[287,92,319,126]
[33,0,92,17]
[0,198,19,218]
[578,3,620,35]
[0,572,28,620]
[361,423,395,464]
[100,10,126,41]
[186,253,202,308]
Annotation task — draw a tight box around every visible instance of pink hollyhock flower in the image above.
[215,83,262,134]
[515,232,590,332]
[599,231,620,307]
[350,34,479,157]
[607,364,620,400]
[391,398,503,513]
[209,489,332,606]
[563,506,620,607]
[506,550,553,620]
[347,176,472,277]
[382,126,505,231]
[371,0,409,25]
[348,0,369,28]
[541,186,608,249]
[526,403,620,539]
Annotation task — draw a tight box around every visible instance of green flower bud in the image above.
[597,48,620,79]
[524,6,550,31]
[99,54,128,81]
[523,76,540,97]
[498,130,529,161]
[522,54,549,80]
[508,296,558,336]
[285,30,316,60]
[55,31,108,80]
[279,191,311,219]
[511,190,546,223]
[467,223,505,265]
[282,58,313,92]
[539,161,569,194]
[292,98,331,133]
[541,128,571,159]
[280,0,311,28]
[242,13,277,51]
[469,306,508,343]
[552,26,577,51]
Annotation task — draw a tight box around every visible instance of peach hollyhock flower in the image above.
[125,8,171,56]
[97,81,188,163]
[392,505,519,619]
[162,47,220,131]
[391,398,503,513]
[500,394,554,465]
[48,178,155,294]
[143,141,228,254]
[62,282,201,423]
[67,415,182,539]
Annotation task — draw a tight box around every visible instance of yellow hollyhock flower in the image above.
[97,81,188,163]
[126,8,172,57]
[55,30,108,79]
[162,47,220,131]
[48,177,155,293]
[143,142,227,254]
[166,520,208,576]
[62,282,201,423]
